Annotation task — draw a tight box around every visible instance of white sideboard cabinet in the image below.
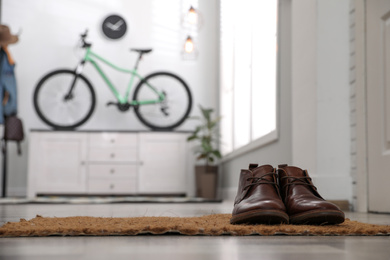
[27,131,191,198]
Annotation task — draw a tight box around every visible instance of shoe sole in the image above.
[230,209,289,225]
[289,210,345,225]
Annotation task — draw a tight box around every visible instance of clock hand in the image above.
[112,20,124,30]
[105,22,115,30]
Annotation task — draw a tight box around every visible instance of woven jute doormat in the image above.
[1,214,389,237]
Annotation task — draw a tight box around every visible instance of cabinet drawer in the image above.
[89,133,138,148]
[88,164,137,179]
[88,180,137,194]
[88,147,137,162]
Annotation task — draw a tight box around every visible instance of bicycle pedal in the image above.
[161,107,169,116]
[106,101,117,107]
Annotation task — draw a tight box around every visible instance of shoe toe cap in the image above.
[287,196,342,216]
[233,196,286,215]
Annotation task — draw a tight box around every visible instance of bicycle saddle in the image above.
[131,48,153,54]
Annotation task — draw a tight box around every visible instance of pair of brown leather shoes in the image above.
[230,164,345,225]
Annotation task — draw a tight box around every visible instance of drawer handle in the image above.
[110,184,115,189]
[110,153,115,158]
[110,169,115,174]
[111,139,115,143]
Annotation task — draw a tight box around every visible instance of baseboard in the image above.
[2,187,26,197]
[328,200,350,212]
[310,175,353,201]
[221,187,237,201]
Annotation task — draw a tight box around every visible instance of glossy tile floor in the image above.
[0,200,390,260]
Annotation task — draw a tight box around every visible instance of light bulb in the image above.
[184,36,194,53]
[187,6,198,25]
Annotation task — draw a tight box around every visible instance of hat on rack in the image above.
[0,25,18,45]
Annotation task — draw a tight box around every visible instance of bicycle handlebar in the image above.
[81,29,88,39]
[80,29,91,48]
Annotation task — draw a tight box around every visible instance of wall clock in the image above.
[102,14,127,40]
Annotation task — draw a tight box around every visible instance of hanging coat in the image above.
[0,47,18,124]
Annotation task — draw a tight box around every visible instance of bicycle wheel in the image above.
[133,72,192,130]
[33,69,96,129]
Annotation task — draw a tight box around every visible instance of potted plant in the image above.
[187,105,222,199]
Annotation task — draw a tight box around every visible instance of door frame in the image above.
[351,0,368,212]
[351,0,390,212]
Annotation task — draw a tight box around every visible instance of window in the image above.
[220,0,278,156]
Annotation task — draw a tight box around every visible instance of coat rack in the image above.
[0,24,21,198]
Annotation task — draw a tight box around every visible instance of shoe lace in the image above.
[244,172,278,190]
[280,176,317,190]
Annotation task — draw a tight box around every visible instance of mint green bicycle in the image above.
[33,30,192,130]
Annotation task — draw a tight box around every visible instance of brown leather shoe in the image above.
[230,164,289,225]
[278,164,345,225]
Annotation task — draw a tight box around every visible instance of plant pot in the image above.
[195,165,218,199]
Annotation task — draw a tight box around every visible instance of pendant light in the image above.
[184,36,194,53]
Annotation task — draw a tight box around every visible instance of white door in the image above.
[138,133,187,194]
[34,133,88,194]
[367,0,390,213]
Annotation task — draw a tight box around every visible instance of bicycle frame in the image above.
[79,47,165,106]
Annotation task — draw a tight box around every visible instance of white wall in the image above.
[1,0,219,196]
[291,0,317,172]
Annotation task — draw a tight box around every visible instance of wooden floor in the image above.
[0,200,390,260]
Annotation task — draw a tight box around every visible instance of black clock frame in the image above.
[102,14,127,40]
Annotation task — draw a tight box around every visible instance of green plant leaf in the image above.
[188,104,222,165]
[187,126,202,141]
[187,116,201,120]
[197,154,207,160]
[212,150,222,159]
[187,135,198,141]
[201,138,212,151]
[193,126,202,135]
[199,105,213,122]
